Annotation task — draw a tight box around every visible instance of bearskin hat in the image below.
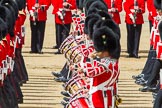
[88,19,103,39]
[2,5,15,37]
[0,5,7,21]
[87,7,100,15]
[158,21,162,41]
[100,19,121,59]
[96,11,112,20]
[83,0,101,8]
[93,26,117,53]
[84,0,107,16]
[84,0,98,15]
[86,1,108,16]
[154,0,162,10]
[101,19,121,38]
[0,18,8,41]
[76,0,84,10]
[92,19,103,30]
[15,0,26,10]
[84,14,101,34]
[1,0,18,18]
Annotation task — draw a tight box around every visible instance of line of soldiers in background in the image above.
[0,0,28,107]
[26,0,51,54]
[51,0,157,59]
[132,0,162,107]
[26,0,158,59]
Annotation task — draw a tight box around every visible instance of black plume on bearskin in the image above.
[93,26,117,53]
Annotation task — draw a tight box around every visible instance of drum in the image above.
[60,35,85,54]
[64,47,73,61]
[66,96,91,108]
[64,46,83,63]
[64,75,86,95]
[72,51,82,63]
[60,39,78,54]
[64,75,79,92]
[70,46,82,63]
[59,35,75,53]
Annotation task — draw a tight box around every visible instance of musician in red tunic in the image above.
[51,0,76,54]
[104,0,123,25]
[26,0,51,54]
[123,0,145,58]
[79,26,120,108]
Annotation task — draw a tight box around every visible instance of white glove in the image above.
[57,11,64,20]
[130,9,135,13]
[63,2,72,8]
[108,9,112,12]
[111,8,117,12]
[29,10,34,17]
[129,13,135,23]
[150,12,152,16]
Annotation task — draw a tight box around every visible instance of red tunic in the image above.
[104,0,122,24]
[147,0,157,22]
[26,0,51,21]
[51,0,76,24]
[123,0,145,24]
[19,10,26,45]
[83,57,119,107]
[150,18,160,48]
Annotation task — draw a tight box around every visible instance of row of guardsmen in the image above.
[52,0,122,108]
[0,0,28,107]
[26,0,161,59]
[131,0,162,108]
